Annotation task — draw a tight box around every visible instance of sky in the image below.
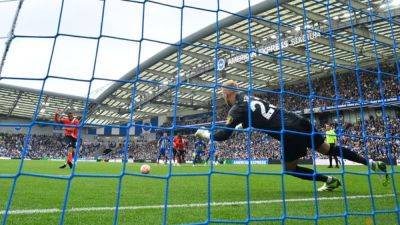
[0,0,264,99]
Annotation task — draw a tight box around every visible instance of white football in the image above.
[140,164,151,174]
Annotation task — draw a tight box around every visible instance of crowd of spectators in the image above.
[265,70,399,112]
[0,133,68,159]
[0,133,121,160]
[339,115,400,161]
[1,114,398,162]
[0,66,398,162]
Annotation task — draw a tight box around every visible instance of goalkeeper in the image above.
[195,80,389,191]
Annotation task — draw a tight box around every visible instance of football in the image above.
[140,164,151,174]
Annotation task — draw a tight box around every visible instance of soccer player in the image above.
[182,137,189,163]
[157,133,169,164]
[326,124,340,168]
[173,134,184,165]
[54,110,80,169]
[195,80,389,191]
[193,138,206,166]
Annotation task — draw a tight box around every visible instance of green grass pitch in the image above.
[0,160,398,225]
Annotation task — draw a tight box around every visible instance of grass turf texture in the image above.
[0,160,398,225]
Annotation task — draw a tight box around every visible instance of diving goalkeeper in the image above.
[195,80,389,191]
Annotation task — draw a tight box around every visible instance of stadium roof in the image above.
[1,0,399,125]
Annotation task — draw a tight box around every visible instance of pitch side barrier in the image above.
[224,158,397,165]
[267,158,397,165]
[1,157,398,166]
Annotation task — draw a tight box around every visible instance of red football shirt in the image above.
[55,113,79,139]
[173,136,183,150]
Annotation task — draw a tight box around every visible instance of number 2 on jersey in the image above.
[250,100,275,120]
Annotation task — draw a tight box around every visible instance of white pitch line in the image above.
[0,194,395,215]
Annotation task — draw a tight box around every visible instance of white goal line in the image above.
[0,194,395,215]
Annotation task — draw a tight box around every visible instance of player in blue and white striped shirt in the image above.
[157,133,170,164]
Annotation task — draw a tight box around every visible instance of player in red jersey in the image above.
[173,134,184,165]
[182,137,189,163]
[55,110,80,169]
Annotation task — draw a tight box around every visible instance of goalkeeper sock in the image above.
[329,145,368,165]
[287,166,328,182]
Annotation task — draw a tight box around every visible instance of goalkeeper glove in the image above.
[195,128,210,140]
[235,123,243,129]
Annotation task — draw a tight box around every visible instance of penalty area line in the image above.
[0,194,394,215]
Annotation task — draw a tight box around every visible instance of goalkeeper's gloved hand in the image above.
[195,127,210,140]
[235,123,243,129]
